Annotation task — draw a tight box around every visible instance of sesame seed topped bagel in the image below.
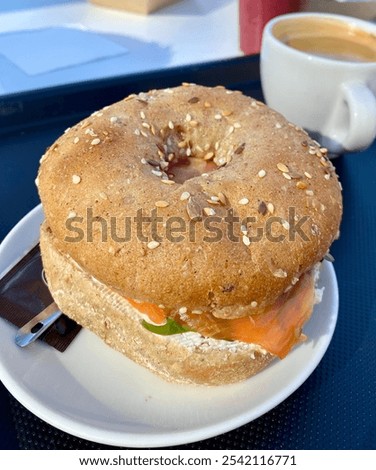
[38,84,342,322]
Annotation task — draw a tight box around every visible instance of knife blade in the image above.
[15,302,62,347]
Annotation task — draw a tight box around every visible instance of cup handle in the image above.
[324,81,376,153]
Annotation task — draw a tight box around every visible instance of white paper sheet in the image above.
[0,27,128,75]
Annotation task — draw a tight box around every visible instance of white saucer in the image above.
[0,204,338,448]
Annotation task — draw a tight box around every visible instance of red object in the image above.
[239,0,301,55]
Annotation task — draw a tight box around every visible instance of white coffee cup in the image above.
[260,12,376,154]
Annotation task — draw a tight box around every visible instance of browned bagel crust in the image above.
[37,85,342,319]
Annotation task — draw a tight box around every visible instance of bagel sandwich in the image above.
[37,84,342,385]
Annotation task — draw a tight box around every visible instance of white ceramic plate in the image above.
[0,205,339,448]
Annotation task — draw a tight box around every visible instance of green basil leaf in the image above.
[142,318,191,335]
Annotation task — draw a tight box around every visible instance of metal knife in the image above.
[15,302,62,347]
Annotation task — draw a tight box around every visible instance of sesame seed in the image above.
[204,207,216,216]
[124,94,136,101]
[73,137,80,144]
[240,225,248,235]
[110,116,118,123]
[233,143,245,155]
[291,277,299,285]
[234,122,241,128]
[192,310,202,314]
[214,114,222,120]
[180,191,190,201]
[275,123,282,129]
[155,200,170,208]
[72,174,81,184]
[186,113,192,122]
[68,211,76,218]
[282,172,292,180]
[186,148,192,157]
[99,192,108,200]
[140,111,146,119]
[142,122,150,129]
[147,241,160,250]
[168,121,174,129]
[85,128,97,137]
[151,169,163,177]
[228,125,235,134]
[141,158,147,164]
[179,307,188,314]
[258,169,266,178]
[204,151,214,160]
[134,129,141,136]
[215,141,220,150]
[304,171,312,179]
[296,181,307,190]
[324,174,331,180]
[239,198,249,205]
[305,190,314,196]
[64,127,71,133]
[223,110,233,116]
[217,157,226,166]
[188,96,200,104]
[251,301,258,308]
[211,195,220,202]
[267,202,275,214]
[34,177,39,187]
[147,159,160,167]
[242,235,251,246]
[258,201,267,215]
[282,219,290,230]
[309,148,317,155]
[207,199,220,205]
[273,268,287,278]
[161,179,175,185]
[321,147,328,154]
[218,192,227,205]
[324,252,335,262]
[141,131,148,137]
[91,138,101,145]
[277,162,289,173]
[186,197,202,219]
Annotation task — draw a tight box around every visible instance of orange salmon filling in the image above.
[127,271,316,359]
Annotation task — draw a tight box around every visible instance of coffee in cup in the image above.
[261,13,376,154]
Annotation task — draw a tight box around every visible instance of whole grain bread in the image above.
[37,85,342,318]
[40,223,274,385]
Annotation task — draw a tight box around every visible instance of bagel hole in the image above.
[162,127,219,183]
[169,157,217,184]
